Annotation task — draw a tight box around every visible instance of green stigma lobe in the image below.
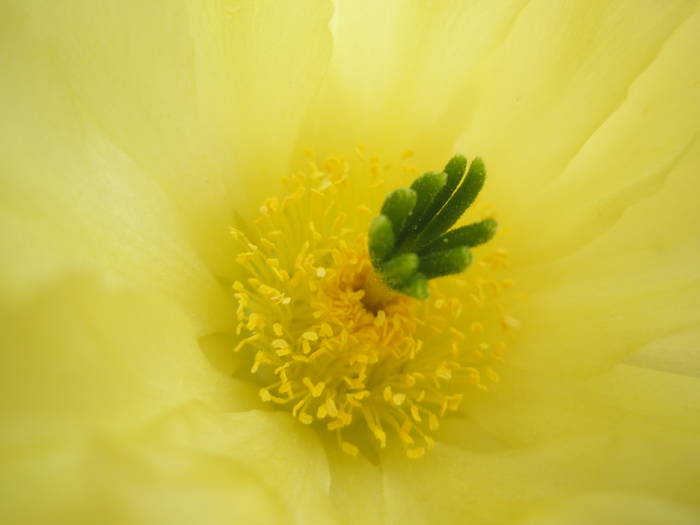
[368,215,395,264]
[381,187,417,237]
[399,171,447,241]
[418,217,498,254]
[380,253,420,287]
[367,155,496,300]
[416,157,486,246]
[418,246,472,279]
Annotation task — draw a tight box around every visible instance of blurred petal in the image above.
[586,364,700,434]
[2,406,338,525]
[458,1,697,211]
[519,493,700,525]
[326,445,385,525]
[500,9,700,374]
[382,424,700,525]
[0,39,232,333]
[498,3,700,263]
[302,0,526,165]
[0,275,243,446]
[510,130,700,375]
[626,325,700,377]
[3,0,333,276]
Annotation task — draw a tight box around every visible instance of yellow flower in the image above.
[2,1,700,524]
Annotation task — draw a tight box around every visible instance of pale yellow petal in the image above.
[4,0,333,276]
[458,1,696,209]
[508,132,700,375]
[500,10,700,374]
[586,364,700,435]
[1,407,337,525]
[626,325,700,377]
[463,366,620,447]
[0,275,240,446]
[302,0,526,165]
[520,493,700,525]
[495,4,700,264]
[383,424,700,524]
[325,444,385,525]
[0,44,232,333]
[1,444,284,525]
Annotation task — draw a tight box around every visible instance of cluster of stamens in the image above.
[229,151,517,457]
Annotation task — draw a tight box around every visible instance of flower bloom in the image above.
[2,1,700,524]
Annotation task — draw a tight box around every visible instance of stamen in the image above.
[230,150,516,458]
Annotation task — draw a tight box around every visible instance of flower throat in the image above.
[229,150,516,458]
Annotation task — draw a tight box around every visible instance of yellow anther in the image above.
[383,385,393,402]
[259,388,272,402]
[341,442,359,457]
[246,313,266,331]
[302,331,319,342]
[303,377,326,398]
[406,447,426,459]
[410,404,422,422]
[292,399,306,418]
[326,397,338,418]
[229,151,516,457]
[236,252,256,264]
[320,322,333,337]
[260,238,276,250]
[302,339,312,354]
[228,227,248,241]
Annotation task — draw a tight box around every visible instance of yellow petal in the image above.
[3,0,333,277]
[0,275,237,445]
[326,444,385,525]
[626,325,700,377]
[0,43,232,333]
[523,493,700,525]
[498,4,700,264]
[587,364,700,435]
[2,407,338,525]
[383,423,700,524]
[509,135,700,375]
[494,9,700,375]
[458,1,696,200]
[303,1,524,165]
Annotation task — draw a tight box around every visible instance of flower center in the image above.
[230,150,516,458]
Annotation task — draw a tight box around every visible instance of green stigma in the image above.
[368,155,497,300]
